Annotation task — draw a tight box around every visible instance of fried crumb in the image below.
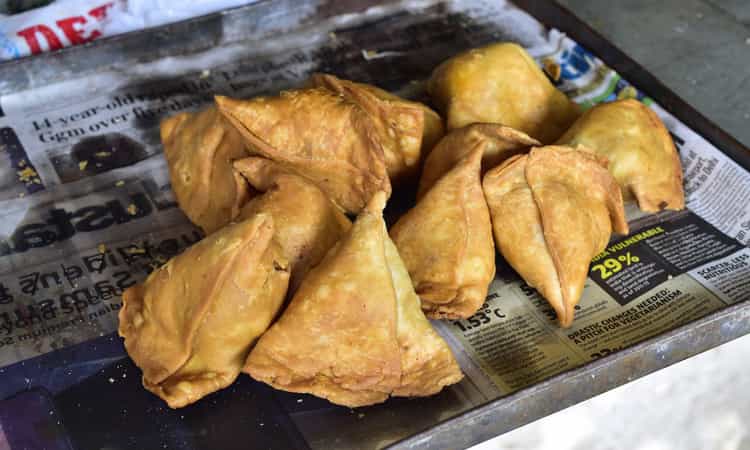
[115,180,125,187]
[98,244,107,254]
[18,159,26,167]
[95,151,111,158]
[79,160,89,171]
[17,167,40,184]
[542,58,561,82]
[125,247,146,254]
[617,85,638,100]
[127,204,137,215]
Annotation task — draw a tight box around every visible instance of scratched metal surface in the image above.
[0,1,748,449]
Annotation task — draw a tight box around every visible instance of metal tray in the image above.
[0,1,748,449]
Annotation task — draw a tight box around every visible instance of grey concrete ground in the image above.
[472,2,750,449]
[557,0,750,148]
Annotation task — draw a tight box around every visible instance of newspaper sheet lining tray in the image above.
[0,1,748,449]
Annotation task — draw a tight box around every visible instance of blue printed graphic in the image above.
[559,44,595,81]
[0,30,21,60]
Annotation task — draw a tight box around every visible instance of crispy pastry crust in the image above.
[483,146,628,327]
[235,158,351,292]
[215,89,391,214]
[244,192,463,407]
[557,99,685,212]
[161,106,250,234]
[309,73,444,184]
[418,123,540,197]
[118,215,290,408]
[428,42,580,143]
[391,147,495,319]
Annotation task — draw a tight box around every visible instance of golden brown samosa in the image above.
[118,214,290,408]
[556,99,685,212]
[215,89,390,214]
[161,106,250,234]
[483,146,628,327]
[244,192,463,407]
[235,157,351,292]
[428,42,580,143]
[309,73,444,183]
[418,123,540,197]
[390,147,495,319]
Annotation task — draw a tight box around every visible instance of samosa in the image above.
[390,147,495,319]
[244,192,463,407]
[309,73,444,183]
[483,146,628,327]
[118,214,290,408]
[556,99,685,212]
[161,106,251,234]
[235,157,351,292]
[418,123,540,197]
[428,42,580,143]
[215,88,391,214]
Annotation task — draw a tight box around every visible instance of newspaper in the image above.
[0,0,748,415]
[0,0,260,61]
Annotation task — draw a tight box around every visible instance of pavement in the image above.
[471,2,750,449]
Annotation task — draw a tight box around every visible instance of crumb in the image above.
[79,160,88,171]
[746,37,750,45]
[108,377,115,383]
[297,399,303,403]
[18,159,26,167]
[122,373,127,378]
[17,167,40,184]
[125,247,146,254]
[98,244,107,254]
[18,192,25,198]
[358,413,365,419]
[617,86,638,100]
[127,204,137,215]
[542,58,561,82]
[259,423,264,427]
[115,180,125,187]
[95,151,111,158]
[200,69,211,78]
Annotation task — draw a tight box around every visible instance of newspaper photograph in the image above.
[0,0,748,436]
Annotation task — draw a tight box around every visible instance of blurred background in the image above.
[1,1,749,449]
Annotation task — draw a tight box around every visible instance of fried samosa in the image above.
[428,42,580,143]
[418,123,540,197]
[118,214,290,408]
[244,192,463,407]
[390,147,495,319]
[556,99,685,212]
[235,157,351,292]
[215,89,390,214]
[483,146,628,327]
[309,73,444,183]
[161,106,250,234]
